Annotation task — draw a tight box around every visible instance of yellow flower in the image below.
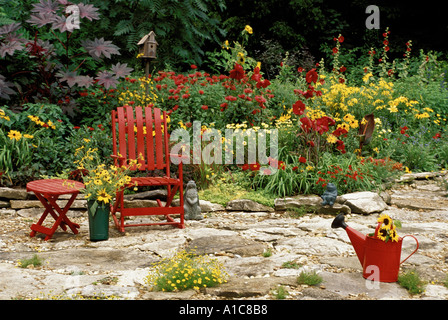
[388,105,398,113]
[377,214,392,229]
[7,130,22,141]
[376,226,389,241]
[237,52,245,64]
[363,72,373,83]
[327,134,338,144]
[244,25,253,34]
[389,225,399,242]
[97,189,112,203]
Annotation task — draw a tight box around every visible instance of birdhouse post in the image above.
[137,31,158,96]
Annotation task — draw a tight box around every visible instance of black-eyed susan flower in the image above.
[377,226,389,241]
[378,214,392,229]
[389,225,399,242]
[7,130,22,141]
[97,188,112,204]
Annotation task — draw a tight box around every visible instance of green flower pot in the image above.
[87,200,110,241]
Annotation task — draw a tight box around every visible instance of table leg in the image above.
[30,192,80,240]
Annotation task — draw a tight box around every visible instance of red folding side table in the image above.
[26,179,85,241]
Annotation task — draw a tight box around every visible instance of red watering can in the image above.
[331,213,419,282]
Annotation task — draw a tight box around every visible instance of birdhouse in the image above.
[138,31,157,59]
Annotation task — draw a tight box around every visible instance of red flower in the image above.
[249,163,261,171]
[338,35,344,43]
[339,66,347,73]
[191,64,197,69]
[300,117,314,133]
[305,68,318,84]
[198,90,204,95]
[315,116,335,134]
[316,177,326,185]
[251,67,262,82]
[400,126,408,134]
[201,105,208,110]
[229,63,245,80]
[256,79,270,89]
[332,127,348,137]
[292,100,306,116]
[299,156,306,164]
[241,164,249,171]
[332,47,338,54]
[297,67,304,73]
[336,140,346,154]
[433,133,441,139]
[225,95,237,101]
[278,160,286,170]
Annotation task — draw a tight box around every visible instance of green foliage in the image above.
[18,254,43,268]
[272,285,289,299]
[92,0,226,67]
[0,0,131,116]
[398,269,426,295]
[297,270,323,286]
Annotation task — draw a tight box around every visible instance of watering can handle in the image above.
[400,235,419,265]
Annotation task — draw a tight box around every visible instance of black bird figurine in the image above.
[320,183,338,206]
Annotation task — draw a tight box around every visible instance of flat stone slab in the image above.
[226,199,274,212]
[0,187,29,200]
[186,235,266,257]
[340,191,388,214]
[205,276,298,298]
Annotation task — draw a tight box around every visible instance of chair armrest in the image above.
[110,154,126,165]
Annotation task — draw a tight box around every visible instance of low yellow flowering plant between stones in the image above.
[145,250,229,292]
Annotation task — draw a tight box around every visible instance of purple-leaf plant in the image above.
[0,0,132,113]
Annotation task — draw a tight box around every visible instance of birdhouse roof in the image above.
[138,31,157,45]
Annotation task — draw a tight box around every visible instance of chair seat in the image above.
[130,176,180,187]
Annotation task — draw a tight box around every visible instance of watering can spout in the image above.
[331,214,366,266]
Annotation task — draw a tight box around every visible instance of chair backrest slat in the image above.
[144,106,155,170]
[113,105,168,172]
[125,106,137,162]
[153,107,164,167]
[117,107,128,163]
[134,107,146,169]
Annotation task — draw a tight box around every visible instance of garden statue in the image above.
[320,182,338,206]
[184,180,203,220]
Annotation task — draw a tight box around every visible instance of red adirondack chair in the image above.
[111,105,185,232]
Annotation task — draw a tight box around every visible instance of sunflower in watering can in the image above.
[376,214,401,242]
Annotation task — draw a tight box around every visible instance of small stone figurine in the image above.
[320,182,338,206]
[183,180,203,220]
